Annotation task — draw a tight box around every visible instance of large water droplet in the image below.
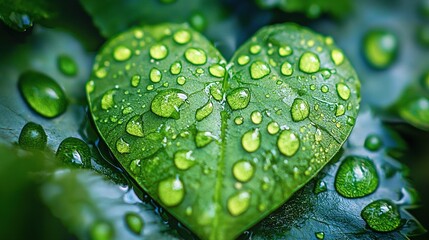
[158,177,185,207]
[281,61,293,76]
[233,160,255,182]
[56,137,91,168]
[101,90,116,110]
[267,121,280,134]
[57,54,78,76]
[363,29,399,69]
[335,156,379,198]
[18,70,68,118]
[278,45,292,56]
[125,212,144,235]
[170,61,182,75]
[299,52,320,73]
[150,44,168,60]
[250,61,271,80]
[185,48,207,65]
[150,68,162,83]
[196,101,213,121]
[173,29,191,44]
[113,45,132,61]
[237,55,250,65]
[277,130,300,156]
[336,83,351,100]
[227,191,251,216]
[173,149,195,170]
[126,115,144,137]
[251,111,262,124]
[195,131,213,148]
[209,64,226,78]
[364,134,383,151]
[90,221,114,240]
[227,88,250,110]
[116,138,130,154]
[151,89,188,119]
[331,49,344,66]
[361,200,401,232]
[291,98,310,122]
[18,122,47,151]
[241,129,261,153]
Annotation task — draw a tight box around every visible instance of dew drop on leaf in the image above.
[209,64,226,78]
[361,199,402,232]
[237,55,250,65]
[227,88,251,110]
[249,44,261,54]
[195,131,213,148]
[57,54,78,76]
[314,179,327,194]
[278,45,292,56]
[101,90,116,110]
[124,212,144,235]
[315,231,325,239]
[277,130,300,157]
[116,138,130,154]
[281,61,293,76]
[173,29,191,44]
[241,129,261,153]
[185,48,207,65]
[233,160,255,182]
[291,98,310,122]
[227,191,251,216]
[174,150,195,170]
[299,52,320,73]
[150,44,168,60]
[330,49,344,66]
[151,89,188,119]
[170,61,182,75]
[131,74,141,87]
[209,84,223,101]
[250,61,271,80]
[250,111,262,124]
[113,45,132,61]
[196,101,213,121]
[363,29,399,69]
[126,115,144,137]
[234,116,244,125]
[158,177,185,207]
[176,76,186,85]
[150,68,162,83]
[364,134,383,151]
[321,85,329,93]
[56,137,91,168]
[18,122,47,151]
[267,121,280,134]
[336,83,351,100]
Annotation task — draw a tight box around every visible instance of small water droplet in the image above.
[234,116,244,125]
[125,212,144,235]
[291,98,310,122]
[335,156,379,198]
[227,191,251,216]
[86,80,95,93]
[227,88,251,110]
[250,111,262,124]
[321,85,329,93]
[278,45,292,56]
[299,52,320,73]
[331,49,344,65]
[195,131,213,148]
[18,122,47,151]
[346,116,355,126]
[364,134,383,151]
[150,68,162,83]
[315,232,325,239]
[314,180,327,194]
[18,70,68,118]
[185,48,207,65]
[90,221,114,240]
[56,137,91,167]
[237,55,250,65]
[173,29,191,44]
[267,121,279,134]
[95,67,107,79]
[249,44,261,54]
[151,89,187,119]
[196,101,213,121]
[210,85,223,101]
[336,104,346,116]
[281,61,293,76]
[277,130,300,156]
[131,75,141,87]
[233,160,255,182]
[116,138,130,154]
[129,159,141,175]
[363,29,399,69]
[101,90,116,110]
[361,200,401,232]
[126,115,144,137]
[158,177,185,207]
[209,64,226,78]
[336,83,351,100]
[174,150,195,170]
[150,44,168,60]
[189,12,207,32]
[5,12,33,31]
[113,45,132,61]
[57,54,78,76]
[241,129,261,153]
[170,61,182,75]
[250,61,270,80]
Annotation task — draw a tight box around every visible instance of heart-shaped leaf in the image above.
[87,23,361,239]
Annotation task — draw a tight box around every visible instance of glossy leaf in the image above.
[87,23,360,239]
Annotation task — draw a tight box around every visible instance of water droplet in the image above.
[174,150,195,170]
[125,212,144,235]
[196,101,213,121]
[364,134,383,151]
[195,131,213,148]
[331,49,344,66]
[335,156,379,198]
[18,122,47,150]
[290,98,310,122]
[150,68,162,83]
[250,61,271,80]
[315,232,325,239]
[151,89,187,119]
[189,12,207,32]
[175,76,186,85]
[57,54,78,76]
[267,121,280,134]
[56,137,91,167]
[281,61,293,76]
[173,29,191,44]
[4,12,33,31]
[170,61,182,75]
[113,45,132,61]
[336,83,351,100]
[277,130,300,156]
[278,45,292,56]
[234,116,244,125]
[336,104,346,116]
[185,48,207,65]
[299,52,320,73]
[361,200,401,232]
[315,128,323,142]
[126,115,144,137]
[116,138,130,154]
[209,64,226,78]
[129,159,141,175]
[101,90,116,110]
[241,129,261,153]
[314,180,327,194]
[233,160,255,182]
[95,67,107,79]
[210,85,223,101]
[146,85,154,91]
[346,116,356,126]
[363,29,399,69]
[227,88,251,110]
[237,55,250,65]
[251,111,262,124]
[90,221,114,240]
[227,191,251,216]
[18,70,68,118]
[249,44,261,54]
[149,44,168,60]
[86,80,95,93]
[158,177,185,207]
[131,75,141,87]
[321,85,329,93]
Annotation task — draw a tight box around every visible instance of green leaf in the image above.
[255,0,352,18]
[249,109,426,239]
[87,23,360,239]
